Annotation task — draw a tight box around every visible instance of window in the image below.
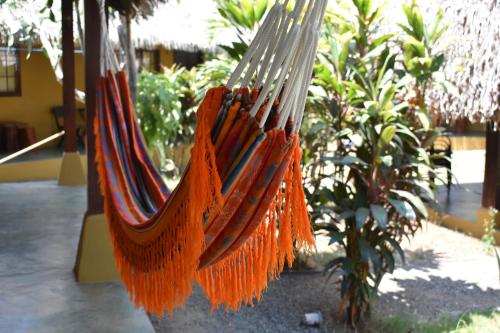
[0,49,21,96]
[135,49,160,73]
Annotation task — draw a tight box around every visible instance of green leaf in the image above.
[416,109,431,130]
[380,246,395,273]
[254,0,268,20]
[395,123,420,144]
[370,204,387,229]
[335,128,353,138]
[430,54,445,72]
[390,189,428,218]
[328,232,346,246]
[355,207,370,230]
[388,198,416,220]
[326,155,368,167]
[402,3,413,26]
[386,236,405,265]
[403,37,426,57]
[398,23,415,38]
[412,8,425,40]
[358,238,381,271]
[370,34,394,50]
[380,125,396,145]
[240,0,255,24]
[379,84,396,109]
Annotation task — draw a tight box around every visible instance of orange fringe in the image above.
[196,139,315,312]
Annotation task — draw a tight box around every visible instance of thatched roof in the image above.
[428,0,500,123]
[109,0,236,51]
[108,0,166,18]
[0,0,235,52]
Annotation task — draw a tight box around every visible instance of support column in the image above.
[58,0,86,186]
[482,122,500,208]
[74,0,118,282]
[479,122,500,236]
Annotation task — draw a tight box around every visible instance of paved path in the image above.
[0,181,153,333]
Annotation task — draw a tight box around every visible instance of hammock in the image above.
[95,0,326,316]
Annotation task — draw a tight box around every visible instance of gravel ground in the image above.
[151,222,500,332]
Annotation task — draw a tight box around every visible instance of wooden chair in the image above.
[1,123,19,153]
[17,126,37,148]
[51,106,86,148]
[430,134,452,192]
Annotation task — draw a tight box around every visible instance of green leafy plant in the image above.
[399,1,447,96]
[136,66,197,153]
[210,0,271,60]
[191,57,238,98]
[304,0,447,326]
[481,207,497,254]
[480,208,500,282]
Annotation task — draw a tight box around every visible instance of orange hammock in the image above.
[96,71,313,315]
[95,0,325,317]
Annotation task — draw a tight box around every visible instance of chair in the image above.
[1,123,19,153]
[430,134,452,192]
[51,106,86,148]
[0,121,36,153]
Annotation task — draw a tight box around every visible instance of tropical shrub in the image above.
[191,57,238,98]
[136,66,197,152]
[481,207,497,253]
[303,0,447,326]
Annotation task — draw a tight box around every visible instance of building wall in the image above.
[159,47,174,69]
[0,47,174,148]
[0,51,85,147]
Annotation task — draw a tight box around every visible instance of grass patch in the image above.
[367,309,500,333]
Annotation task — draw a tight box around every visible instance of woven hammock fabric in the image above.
[95,70,314,315]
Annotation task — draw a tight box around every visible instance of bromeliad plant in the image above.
[303,0,447,326]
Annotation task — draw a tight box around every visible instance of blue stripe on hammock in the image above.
[107,81,156,216]
[211,93,233,143]
[98,90,137,222]
[221,132,265,195]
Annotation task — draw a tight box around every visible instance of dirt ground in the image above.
[150,222,500,332]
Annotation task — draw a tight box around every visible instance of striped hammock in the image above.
[95,0,326,316]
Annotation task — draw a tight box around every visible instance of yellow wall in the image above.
[0,51,85,147]
[159,46,175,69]
[0,47,174,148]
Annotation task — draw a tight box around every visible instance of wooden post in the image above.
[75,0,118,282]
[482,122,500,209]
[84,0,104,213]
[62,0,77,153]
[59,0,86,186]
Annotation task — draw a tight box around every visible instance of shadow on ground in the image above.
[152,244,499,333]
[376,274,500,322]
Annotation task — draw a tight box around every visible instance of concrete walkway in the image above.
[0,181,153,333]
[437,149,484,221]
